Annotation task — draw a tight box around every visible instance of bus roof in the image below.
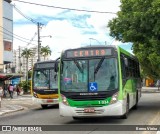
[35,60,55,65]
[117,46,137,60]
[33,60,56,69]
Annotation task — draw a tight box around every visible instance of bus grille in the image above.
[69,95,107,101]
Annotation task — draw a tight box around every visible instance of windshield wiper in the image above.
[94,57,105,74]
[74,59,83,73]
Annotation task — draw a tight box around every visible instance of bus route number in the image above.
[98,100,109,105]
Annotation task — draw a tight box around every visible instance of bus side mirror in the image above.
[54,62,59,73]
[124,58,128,67]
[54,57,60,73]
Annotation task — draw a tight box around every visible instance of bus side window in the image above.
[120,56,126,79]
[124,57,131,78]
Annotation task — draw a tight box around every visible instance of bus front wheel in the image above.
[41,104,48,109]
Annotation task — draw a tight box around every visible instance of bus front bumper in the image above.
[59,100,126,117]
[32,97,59,105]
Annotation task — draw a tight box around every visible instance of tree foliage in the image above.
[108,0,160,79]
[21,48,34,59]
[21,48,34,84]
[18,81,31,94]
[40,45,52,61]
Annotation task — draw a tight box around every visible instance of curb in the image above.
[142,90,160,93]
[0,105,24,116]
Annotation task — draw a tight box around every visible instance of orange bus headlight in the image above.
[61,94,69,106]
[110,92,118,104]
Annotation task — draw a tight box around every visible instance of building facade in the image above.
[13,46,50,80]
[0,0,3,72]
[0,0,13,73]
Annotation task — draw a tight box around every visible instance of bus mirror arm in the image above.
[55,63,59,72]
[54,74,57,81]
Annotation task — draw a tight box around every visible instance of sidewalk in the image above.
[0,94,32,116]
[142,86,160,93]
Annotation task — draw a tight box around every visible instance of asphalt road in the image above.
[0,92,160,134]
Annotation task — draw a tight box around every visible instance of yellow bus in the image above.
[31,60,58,108]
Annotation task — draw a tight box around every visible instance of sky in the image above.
[11,0,132,60]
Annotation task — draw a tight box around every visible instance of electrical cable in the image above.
[0,30,37,46]
[12,0,117,14]
[0,26,37,42]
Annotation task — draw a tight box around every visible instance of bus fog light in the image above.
[61,94,69,106]
[33,92,38,98]
[110,92,118,104]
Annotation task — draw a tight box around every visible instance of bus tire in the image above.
[133,91,138,110]
[121,95,129,119]
[41,104,48,109]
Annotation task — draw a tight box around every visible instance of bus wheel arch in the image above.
[133,91,138,110]
[121,94,129,119]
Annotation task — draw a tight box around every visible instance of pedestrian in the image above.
[16,85,21,96]
[0,86,3,99]
[8,84,14,99]
[3,84,7,98]
[156,80,160,91]
[0,86,3,108]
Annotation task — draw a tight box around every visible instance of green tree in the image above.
[18,81,30,94]
[28,70,32,79]
[108,0,160,79]
[40,45,52,61]
[21,48,33,92]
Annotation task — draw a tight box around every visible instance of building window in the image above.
[4,41,12,51]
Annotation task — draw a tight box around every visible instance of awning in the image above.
[0,73,24,81]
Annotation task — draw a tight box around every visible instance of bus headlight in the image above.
[33,92,38,98]
[61,94,69,106]
[110,92,118,104]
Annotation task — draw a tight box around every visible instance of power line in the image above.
[26,32,38,46]
[0,30,37,46]
[0,25,37,42]
[12,4,45,49]
[13,4,39,25]
[12,4,45,26]
[12,0,117,14]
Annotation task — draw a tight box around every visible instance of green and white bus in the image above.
[55,45,141,119]
[31,60,58,108]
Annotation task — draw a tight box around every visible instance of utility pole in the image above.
[18,46,21,73]
[18,46,22,82]
[105,41,107,45]
[37,22,41,62]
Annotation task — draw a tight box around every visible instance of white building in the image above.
[0,0,13,72]
[13,46,50,80]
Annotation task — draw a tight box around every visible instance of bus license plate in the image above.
[84,108,95,113]
[47,99,53,103]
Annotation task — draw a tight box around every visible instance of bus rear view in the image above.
[32,60,58,108]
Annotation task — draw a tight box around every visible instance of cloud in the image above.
[12,0,131,60]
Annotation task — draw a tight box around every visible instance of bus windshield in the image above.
[60,58,118,92]
[33,69,58,89]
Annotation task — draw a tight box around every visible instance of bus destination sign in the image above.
[66,48,112,58]
[35,63,54,69]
